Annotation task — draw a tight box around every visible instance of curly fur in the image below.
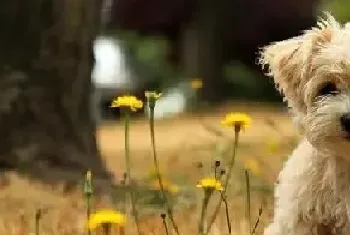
[258,13,350,235]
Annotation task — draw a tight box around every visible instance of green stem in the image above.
[102,223,111,235]
[87,196,91,235]
[35,222,39,235]
[124,111,142,235]
[121,179,127,214]
[220,192,232,234]
[162,216,170,235]
[149,106,181,235]
[198,193,210,235]
[35,209,42,235]
[35,214,40,235]
[245,170,251,235]
[204,131,240,235]
[252,206,263,235]
[223,131,240,193]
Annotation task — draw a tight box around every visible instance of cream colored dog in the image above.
[258,13,350,235]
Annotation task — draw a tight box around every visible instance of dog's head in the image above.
[259,13,350,158]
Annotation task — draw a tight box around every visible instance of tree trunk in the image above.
[189,0,227,104]
[0,0,111,182]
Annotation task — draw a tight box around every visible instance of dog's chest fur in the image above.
[275,139,350,234]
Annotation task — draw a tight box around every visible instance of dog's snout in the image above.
[340,113,350,133]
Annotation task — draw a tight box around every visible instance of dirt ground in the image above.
[0,102,300,235]
[98,102,298,181]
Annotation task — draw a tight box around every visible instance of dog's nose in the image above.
[340,113,350,133]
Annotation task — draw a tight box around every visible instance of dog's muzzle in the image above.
[341,113,350,137]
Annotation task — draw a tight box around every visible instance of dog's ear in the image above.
[258,12,340,111]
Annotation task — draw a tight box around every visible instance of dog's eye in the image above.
[317,82,340,96]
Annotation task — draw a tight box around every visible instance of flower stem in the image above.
[252,206,263,235]
[102,223,111,235]
[223,130,240,193]
[84,170,93,235]
[35,209,40,235]
[198,193,210,235]
[149,106,181,235]
[204,130,240,235]
[245,170,252,235]
[220,192,232,234]
[124,111,142,235]
[87,196,91,235]
[161,215,170,235]
[121,176,127,215]
[120,226,126,235]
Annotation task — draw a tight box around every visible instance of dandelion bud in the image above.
[145,91,162,109]
[86,170,92,182]
[84,170,93,196]
[35,209,42,221]
[83,182,93,196]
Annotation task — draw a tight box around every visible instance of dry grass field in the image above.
[0,102,300,235]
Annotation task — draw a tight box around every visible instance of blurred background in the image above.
[1,0,350,234]
[93,0,350,121]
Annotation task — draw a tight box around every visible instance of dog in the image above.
[258,13,350,235]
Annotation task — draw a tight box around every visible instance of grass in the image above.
[0,101,299,235]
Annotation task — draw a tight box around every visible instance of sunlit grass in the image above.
[0,99,299,235]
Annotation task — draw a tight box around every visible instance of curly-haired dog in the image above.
[258,13,350,235]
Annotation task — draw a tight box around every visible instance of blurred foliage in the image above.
[117,31,183,90]
[223,62,281,101]
[105,0,350,101]
[116,32,282,101]
[224,62,258,91]
[322,0,350,23]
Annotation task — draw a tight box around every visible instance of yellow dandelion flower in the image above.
[221,112,251,131]
[244,159,261,176]
[110,95,143,112]
[196,177,223,191]
[87,209,126,230]
[191,78,203,89]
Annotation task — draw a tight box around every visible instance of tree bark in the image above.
[0,0,111,182]
[180,0,229,104]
